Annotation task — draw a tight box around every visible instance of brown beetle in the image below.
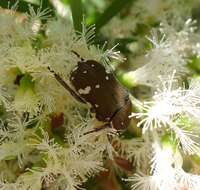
[49,55,132,131]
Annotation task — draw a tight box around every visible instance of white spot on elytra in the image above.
[121,122,124,125]
[83,70,87,74]
[105,76,109,80]
[95,84,100,88]
[78,86,91,95]
[95,104,99,108]
[91,64,95,67]
[106,117,110,121]
[71,77,74,80]
[72,66,78,72]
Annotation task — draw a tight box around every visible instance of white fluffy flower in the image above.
[130,71,200,130]
[130,71,200,155]
[131,29,188,87]
[127,139,200,190]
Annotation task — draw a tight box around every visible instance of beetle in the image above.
[49,52,132,131]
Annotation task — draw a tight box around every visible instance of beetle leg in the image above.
[83,123,110,135]
[48,67,86,103]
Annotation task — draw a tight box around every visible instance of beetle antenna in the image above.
[71,50,85,61]
[48,66,86,103]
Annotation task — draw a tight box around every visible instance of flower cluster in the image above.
[125,18,200,190]
[0,5,125,190]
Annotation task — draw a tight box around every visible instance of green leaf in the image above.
[69,0,83,32]
[95,0,135,31]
